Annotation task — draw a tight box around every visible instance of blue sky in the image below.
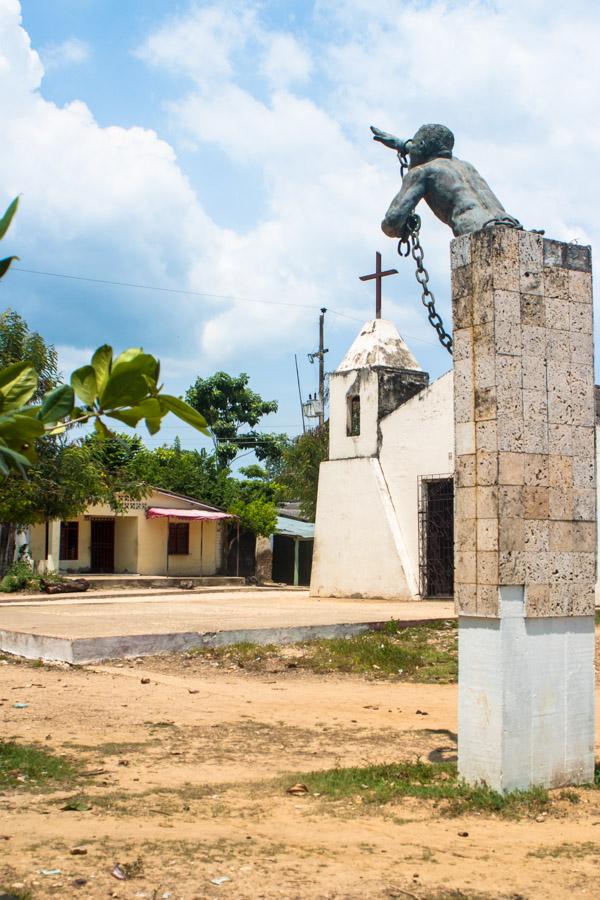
[2,0,600,452]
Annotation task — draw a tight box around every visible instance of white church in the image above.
[310,315,599,601]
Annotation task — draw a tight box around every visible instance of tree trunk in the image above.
[0,523,16,576]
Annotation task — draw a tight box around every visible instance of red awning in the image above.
[146,507,236,521]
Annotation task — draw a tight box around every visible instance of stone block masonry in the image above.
[452,227,596,618]
[452,226,596,791]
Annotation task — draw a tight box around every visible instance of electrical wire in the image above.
[12,266,352,317]
[10,265,440,347]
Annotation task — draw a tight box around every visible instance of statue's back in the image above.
[422,156,511,236]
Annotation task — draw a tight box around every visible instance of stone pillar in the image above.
[255,535,273,584]
[452,226,596,791]
[45,518,61,574]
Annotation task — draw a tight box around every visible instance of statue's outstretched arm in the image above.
[370,125,409,154]
[381,169,426,238]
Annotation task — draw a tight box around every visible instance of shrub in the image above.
[0,558,37,593]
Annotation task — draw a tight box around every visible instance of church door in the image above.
[418,477,454,598]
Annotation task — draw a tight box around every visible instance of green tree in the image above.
[228,497,277,537]
[0,302,60,570]
[121,439,283,537]
[185,371,285,468]
[0,435,150,573]
[126,442,232,508]
[279,423,328,521]
[0,309,58,399]
[0,437,145,527]
[236,464,284,506]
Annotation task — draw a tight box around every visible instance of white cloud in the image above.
[318,0,600,250]
[135,3,257,87]
[0,1,227,359]
[41,37,90,71]
[259,32,312,89]
[55,343,93,382]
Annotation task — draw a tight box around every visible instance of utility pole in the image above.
[308,307,328,428]
[318,308,326,428]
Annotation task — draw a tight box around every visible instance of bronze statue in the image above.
[371,123,520,239]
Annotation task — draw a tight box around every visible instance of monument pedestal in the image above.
[459,586,594,791]
[452,227,596,791]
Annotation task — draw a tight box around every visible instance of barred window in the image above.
[60,521,79,560]
[168,522,189,555]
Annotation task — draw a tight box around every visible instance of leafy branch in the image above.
[0,348,210,477]
[0,196,209,477]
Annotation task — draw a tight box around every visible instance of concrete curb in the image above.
[0,584,305,606]
[0,617,446,665]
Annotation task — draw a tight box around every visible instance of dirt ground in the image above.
[1,645,600,900]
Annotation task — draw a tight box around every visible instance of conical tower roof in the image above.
[337,319,422,372]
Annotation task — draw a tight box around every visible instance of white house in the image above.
[28,487,236,577]
[310,316,599,601]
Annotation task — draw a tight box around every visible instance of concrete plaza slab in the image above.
[0,588,454,664]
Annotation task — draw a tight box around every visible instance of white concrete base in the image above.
[458,586,595,791]
[0,617,443,665]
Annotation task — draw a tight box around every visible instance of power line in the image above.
[12,265,350,317]
[10,265,440,347]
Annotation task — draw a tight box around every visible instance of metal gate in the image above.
[418,476,454,598]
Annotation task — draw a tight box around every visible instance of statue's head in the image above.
[407,124,454,165]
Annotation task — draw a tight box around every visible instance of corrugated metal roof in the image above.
[276,515,315,539]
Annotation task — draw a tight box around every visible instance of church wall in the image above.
[310,456,412,599]
[379,371,455,594]
[328,369,379,460]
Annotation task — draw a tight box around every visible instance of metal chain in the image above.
[396,149,409,179]
[398,214,453,355]
[395,154,453,355]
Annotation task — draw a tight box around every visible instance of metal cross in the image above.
[359,252,398,319]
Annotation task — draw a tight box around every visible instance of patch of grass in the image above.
[59,781,229,817]
[423,892,500,900]
[0,888,33,900]
[298,620,457,682]
[187,641,278,665]
[62,740,154,755]
[557,788,580,804]
[528,841,600,859]
[93,740,155,755]
[188,619,458,683]
[0,652,49,669]
[0,741,78,790]
[287,759,550,818]
[595,609,600,626]
[120,856,144,878]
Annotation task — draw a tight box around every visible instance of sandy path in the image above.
[1,655,600,899]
